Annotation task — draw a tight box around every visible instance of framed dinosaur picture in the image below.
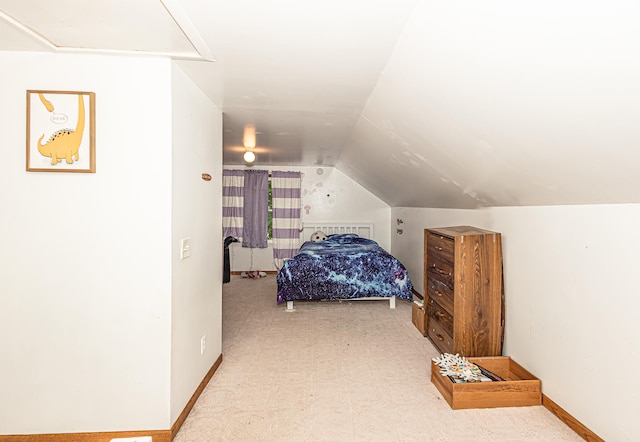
[26,90,96,173]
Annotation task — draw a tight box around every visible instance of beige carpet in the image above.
[174,275,581,441]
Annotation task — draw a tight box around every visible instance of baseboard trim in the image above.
[230,271,278,275]
[411,288,423,301]
[542,394,604,442]
[0,430,171,442]
[1,354,224,442]
[171,353,223,439]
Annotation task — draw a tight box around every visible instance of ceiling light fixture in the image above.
[243,150,256,163]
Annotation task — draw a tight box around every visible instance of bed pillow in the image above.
[324,233,364,245]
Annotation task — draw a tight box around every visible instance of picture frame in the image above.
[26,90,96,173]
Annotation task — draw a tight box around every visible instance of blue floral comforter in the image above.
[276,234,413,304]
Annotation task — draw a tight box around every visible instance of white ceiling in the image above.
[2,0,640,208]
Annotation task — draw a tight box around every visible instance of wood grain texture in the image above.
[0,430,170,442]
[431,357,541,410]
[542,394,604,442]
[424,226,504,357]
[411,302,427,336]
[171,353,223,439]
[426,297,453,335]
[427,318,454,354]
[426,279,454,314]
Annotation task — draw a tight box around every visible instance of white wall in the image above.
[0,52,174,433]
[227,166,391,272]
[390,204,640,442]
[170,64,223,424]
[390,207,492,293]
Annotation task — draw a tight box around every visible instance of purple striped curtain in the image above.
[242,170,269,248]
[222,169,245,239]
[271,171,302,268]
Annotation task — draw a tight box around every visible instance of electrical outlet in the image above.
[200,335,206,355]
[110,437,152,442]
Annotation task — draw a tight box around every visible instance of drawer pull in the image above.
[435,246,443,251]
[434,290,444,298]
[435,311,445,319]
[431,265,451,276]
[434,332,444,341]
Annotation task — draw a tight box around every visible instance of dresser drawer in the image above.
[427,297,453,337]
[427,317,454,355]
[427,251,453,275]
[426,257,454,291]
[426,278,454,315]
[427,232,454,261]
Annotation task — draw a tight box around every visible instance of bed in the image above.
[276,225,413,310]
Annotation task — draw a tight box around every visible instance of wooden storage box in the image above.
[412,301,427,336]
[431,356,541,410]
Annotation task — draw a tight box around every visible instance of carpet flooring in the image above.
[173,275,581,441]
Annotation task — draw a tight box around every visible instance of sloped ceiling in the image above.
[2,1,639,208]
[339,1,640,208]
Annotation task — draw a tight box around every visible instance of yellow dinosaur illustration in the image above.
[37,94,85,165]
[38,93,54,112]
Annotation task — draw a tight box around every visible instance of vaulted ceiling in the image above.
[2,0,639,208]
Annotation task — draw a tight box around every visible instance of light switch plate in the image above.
[180,238,191,260]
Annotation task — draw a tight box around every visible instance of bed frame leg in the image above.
[286,301,295,312]
[390,296,396,309]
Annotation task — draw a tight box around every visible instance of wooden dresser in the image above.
[424,226,504,357]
